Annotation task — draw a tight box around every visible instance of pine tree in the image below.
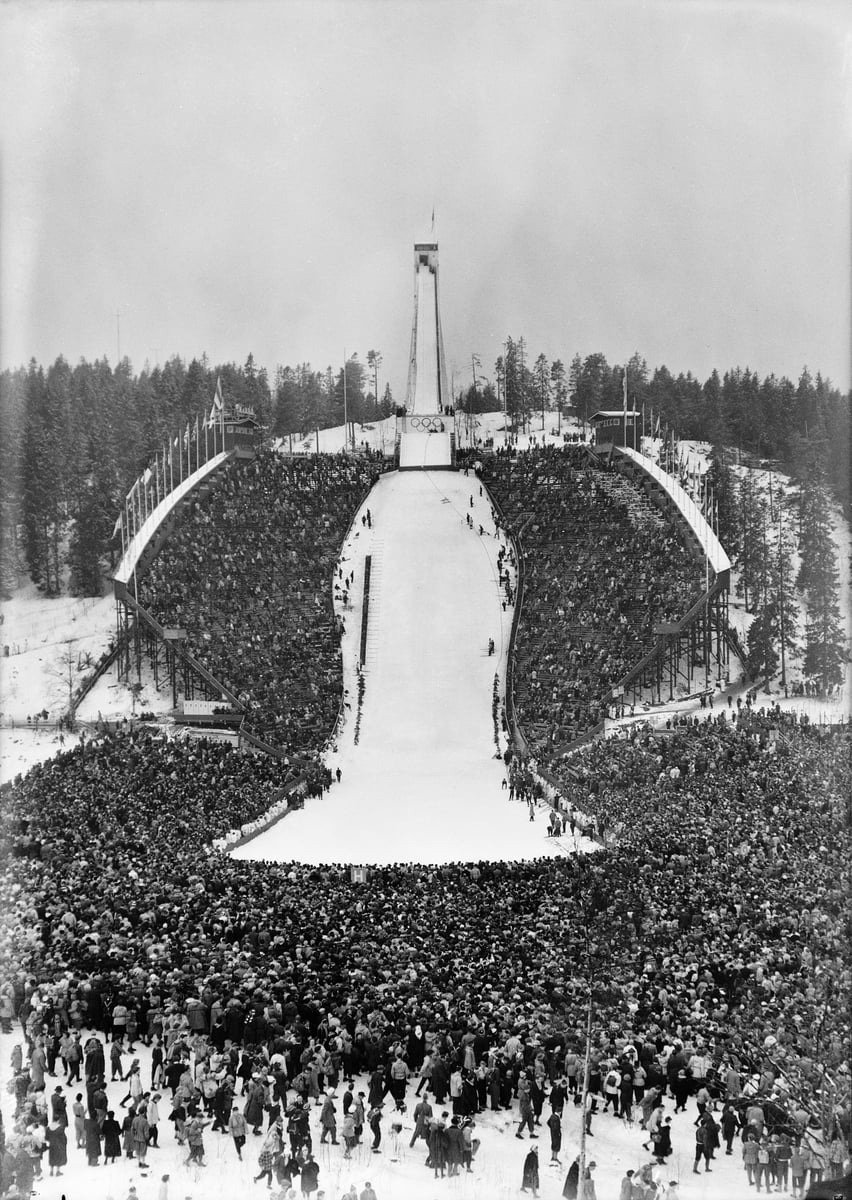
[0,366,27,596]
[797,455,832,592]
[550,359,568,432]
[736,472,765,610]
[799,467,846,692]
[504,338,525,430]
[745,494,799,690]
[744,496,774,686]
[21,360,67,594]
[773,499,799,689]
[705,443,739,560]
[804,551,845,692]
[747,602,780,687]
[533,353,550,432]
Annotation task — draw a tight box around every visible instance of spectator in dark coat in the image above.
[522,1145,540,1196]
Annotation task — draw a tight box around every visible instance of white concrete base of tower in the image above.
[398,430,452,468]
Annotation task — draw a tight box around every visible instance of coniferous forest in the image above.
[1,349,849,688]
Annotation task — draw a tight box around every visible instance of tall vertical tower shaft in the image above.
[405,241,450,414]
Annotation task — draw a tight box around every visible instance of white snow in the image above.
[398,431,452,468]
[0,586,116,726]
[233,469,571,865]
[0,1027,778,1200]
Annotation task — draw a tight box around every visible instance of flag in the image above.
[209,375,224,427]
[654,414,661,438]
[112,512,122,540]
[623,367,628,414]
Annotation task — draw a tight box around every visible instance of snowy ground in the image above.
[399,430,453,467]
[234,469,579,865]
[0,586,115,724]
[0,591,173,785]
[0,1028,773,1200]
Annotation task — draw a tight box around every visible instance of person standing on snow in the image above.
[521,1144,540,1196]
[547,1109,562,1163]
[229,1105,247,1160]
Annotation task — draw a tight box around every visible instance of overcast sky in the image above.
[2,0,850,399]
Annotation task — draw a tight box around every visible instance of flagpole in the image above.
[343,350,348,453]
[219,375,225,447]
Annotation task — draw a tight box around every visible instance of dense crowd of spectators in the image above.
[139,451,378,750]
[0,446,848,1195]
[482,446,706,751]
[1,719,848,1178]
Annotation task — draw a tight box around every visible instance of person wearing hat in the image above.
[49,1085,67,1129]
[461,1117,476,1173]
[184,1112,209,1166]
[521,1144,540,1196]
[427,1113,448,1178]
[300,1150,320,1197]
[516,1072,536,1139]
[446,1115,463,1176]
[147,1092,161,1146]
[319,1092,338,1145]
[352,1093,365,1145]
[255,1119,283,1187]
[228,1104,247,1160]
[547,1108,562,1164]
[562,1155,580,1200]
[102,1109,122,1164]
[367,1102,383,1153]
[654,1115,673,1163]
[46,1120,67,1177]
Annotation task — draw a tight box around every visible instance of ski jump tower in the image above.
[400,239,453,468]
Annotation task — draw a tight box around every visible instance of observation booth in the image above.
[222,406,263,456]
[591,410,640,450]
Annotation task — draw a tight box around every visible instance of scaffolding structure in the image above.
[599,446,736,715]
[114,588,242,712]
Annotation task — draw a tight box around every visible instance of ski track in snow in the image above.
[233,469,566,865]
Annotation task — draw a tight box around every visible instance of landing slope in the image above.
[233,470,566,864]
